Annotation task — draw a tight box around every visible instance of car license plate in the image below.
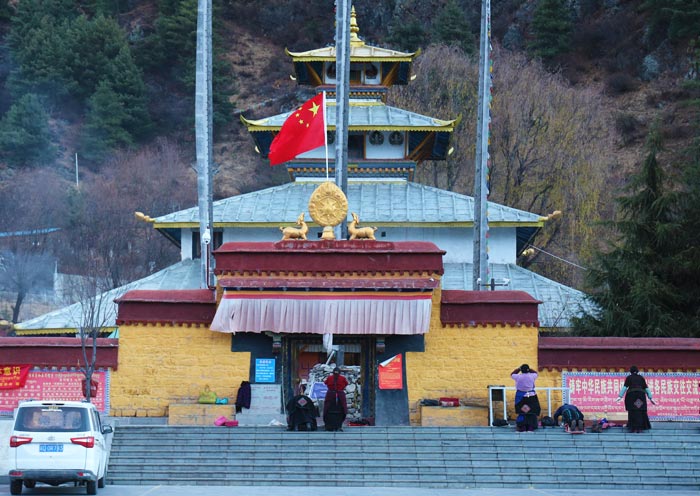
[39,444,63,452]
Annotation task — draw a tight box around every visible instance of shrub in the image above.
[605,72,638,95]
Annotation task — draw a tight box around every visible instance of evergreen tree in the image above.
[0,94,55,167]
[103,46,152,140]
[434,0,474,55]
[66,15,133,100]
[574,130,700,337]
[641,0,700,41]
[80,81,133,164]
[7,15,77,99]
[528,0,573,62]
[386,18,427,52]
[135,0,234,129]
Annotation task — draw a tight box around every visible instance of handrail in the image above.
[487,386,570,427]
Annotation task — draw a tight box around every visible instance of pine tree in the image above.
[574,130,700,337]
[0,94,55,167]
[434,0,474,55]
[528,0,573,62]
[641,0,700,41]
[80,81,133,164]
[386,19,427,52]
[102,46,152,140]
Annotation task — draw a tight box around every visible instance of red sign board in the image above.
[0,369,108,414]
[378,354,403,390]
[563,372,700,420]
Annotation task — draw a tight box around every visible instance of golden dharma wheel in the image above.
[308,181,348,228]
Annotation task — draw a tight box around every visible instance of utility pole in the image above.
[472,0,492,290]
[334,0,351,240]
[195,0,214,288]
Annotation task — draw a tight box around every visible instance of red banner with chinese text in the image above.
[0,365,30,389]
[0,369,108,414]
[563,372,700,420]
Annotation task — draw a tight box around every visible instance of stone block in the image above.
[168,403,236,426]
[420,405,488,426]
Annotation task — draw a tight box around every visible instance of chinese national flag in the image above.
[268,93,326,166]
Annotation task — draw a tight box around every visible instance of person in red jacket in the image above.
[323,367,348,431]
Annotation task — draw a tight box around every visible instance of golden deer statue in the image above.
[280,213,308,240]
[348,212,377,240]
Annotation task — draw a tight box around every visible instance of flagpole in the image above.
[323,91,329,180]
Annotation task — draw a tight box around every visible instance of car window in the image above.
[15,406,89,432]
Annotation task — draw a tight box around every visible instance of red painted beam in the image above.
[539,337,700,369]
[0,337,119,369]
[213,240,445,276]
[441,290,541,327]
[116,290,216,326]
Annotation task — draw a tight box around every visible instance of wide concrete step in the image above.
[106,425,700,490]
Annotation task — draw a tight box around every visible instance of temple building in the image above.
[7,8,698,426]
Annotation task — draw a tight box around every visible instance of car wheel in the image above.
[23,481,36,488]
[10,480,23,495]
[86,480,97,495]
[98,473,106,488]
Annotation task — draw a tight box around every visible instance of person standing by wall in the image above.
[323,367,348,431]
[616,365,655,433]
[511,364,540,431]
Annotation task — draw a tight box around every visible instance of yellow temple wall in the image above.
[109,324,249,417]
[405,287,539,426]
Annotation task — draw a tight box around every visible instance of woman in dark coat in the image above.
[616,366,655,433]
[323,368,348,431]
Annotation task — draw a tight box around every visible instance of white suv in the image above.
[8,400,113,495]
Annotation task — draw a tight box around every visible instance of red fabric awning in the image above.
[210,289,432,335]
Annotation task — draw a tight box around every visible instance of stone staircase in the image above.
[106,423,700,490]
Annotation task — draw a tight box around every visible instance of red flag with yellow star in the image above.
[268,92,326,166]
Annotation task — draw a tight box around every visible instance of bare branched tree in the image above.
[65,254,123,402]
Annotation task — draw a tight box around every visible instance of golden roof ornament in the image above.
[350,6,364,48]
[280,212,308,240]
[348,212,377,240]
[308,181,348,240]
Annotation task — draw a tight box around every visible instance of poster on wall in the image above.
[0,368,109,415]
[563,371,700,421]
[378,354,403,390]
[254,358,276,383]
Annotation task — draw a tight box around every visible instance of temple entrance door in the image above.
[284,335,376,422]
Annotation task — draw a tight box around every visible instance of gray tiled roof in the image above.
[153,182,543,226]
[243,102,455,130]
[442,263,597,329]
[15,259,201,331]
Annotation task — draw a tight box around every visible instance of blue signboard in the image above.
[254,358,276,383]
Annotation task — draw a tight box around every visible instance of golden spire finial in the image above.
[349,5,364,47]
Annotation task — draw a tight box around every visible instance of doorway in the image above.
[283,334,376,422]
